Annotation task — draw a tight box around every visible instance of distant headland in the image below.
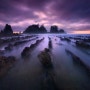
[0,24,66,36]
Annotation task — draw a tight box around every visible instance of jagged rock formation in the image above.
[38,48,52,68]
[23,24,47,33]
[23,24,66,34]
[21,38,44,58]
[50,25,65,33]
[39,25,47,33]
[50,25,58,33]
[0,24,66,35]
[24,24,39,33]
[2,24,13,35]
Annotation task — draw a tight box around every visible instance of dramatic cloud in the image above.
[0,0,90,33]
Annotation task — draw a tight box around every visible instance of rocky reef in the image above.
[65,49,90,73]
[48,37,53,49]
[50,25,65,33]
[38,48,52,68]
[21,38,44,58]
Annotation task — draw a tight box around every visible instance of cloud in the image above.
[0,0,90,32]
[51,0,90,21]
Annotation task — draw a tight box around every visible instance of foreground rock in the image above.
[49,40,52,48]
[65,49,90,74]
[0,24,13,35]
[0,56,16,78]
[21,47,30,58]
[5,44,13,51]
[21,38,44,58]
[38,48,58,90]
[48,37,52,49]
[38,48,52,68]
[75,41,90,48]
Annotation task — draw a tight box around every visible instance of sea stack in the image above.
[3,24,13,35]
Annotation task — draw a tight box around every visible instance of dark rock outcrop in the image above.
[50,25,65,33]
[0,56,16,69]
[48,37,52,49]
[24,24,39,33]
[5,44,13,51]
[39,25,47,33]
[21,38,44,58]
[21,47,30,58]
[3,24,13,35]
[59,29,65,33]
[0,56,16,78]
[24,24,47,33]
[50,25,58,33]
[75,41,90,48]
[23,24,66,34]
[65,49,90,73]
[38,48,52,68]
[60,37,71,42]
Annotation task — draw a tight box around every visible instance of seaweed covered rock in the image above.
[38,48,52,68]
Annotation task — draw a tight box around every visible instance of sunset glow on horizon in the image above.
[70,30,90,34]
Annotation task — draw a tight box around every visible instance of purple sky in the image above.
[0,0,90,33]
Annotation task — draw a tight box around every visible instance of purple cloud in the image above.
[0,0,90,33]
